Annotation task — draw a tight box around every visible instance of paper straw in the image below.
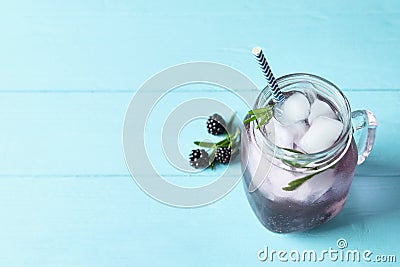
[252,47,285,103]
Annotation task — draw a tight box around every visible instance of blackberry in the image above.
[207,114,226,135]
[215,146,232,164]
[189,149,209,169]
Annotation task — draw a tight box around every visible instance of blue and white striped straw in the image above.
[252,47,285,103]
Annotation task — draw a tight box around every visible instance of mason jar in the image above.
[241,73,377,233]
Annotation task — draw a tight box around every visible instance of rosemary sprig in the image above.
[195,128,240,151]
[278,147,305,154]
[243,103,341,191]
[282,163,338,191]
[193,141,215,148]
[281,159,311,169]
[243,105,274,129]
[282,171,321,191]
[193,115,240,169]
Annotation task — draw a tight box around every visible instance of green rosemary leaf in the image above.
[245,105,274,127]
[243,116,258,124]
[256,114,270,129]
[281,157,318,169]
[250,108,268,115]
[281,159,305,168]
[282,171,321,191]
[278,147,305,154]
[194,141,215,148]
[216,137,230,146]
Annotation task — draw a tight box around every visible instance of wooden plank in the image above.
[0,175,398,266]
[0,90,397,177]
[0,1,398,266]
[0,1,399,91]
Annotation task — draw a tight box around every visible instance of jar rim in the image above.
[252,73,352,170]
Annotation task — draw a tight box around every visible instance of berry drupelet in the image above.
[189,149,210,169]
[214,146,232,164]
[207,114,226,135]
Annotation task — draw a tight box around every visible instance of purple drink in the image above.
[241,73,377,233]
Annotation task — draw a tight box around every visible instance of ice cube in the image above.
[296,169,336,203]
[264,167,316,202]
[267,118,309,150]
[308,99,337,124]
[247,147,271,193]
[266,118,294,149]
[298,116,343,153]
[263,166,297,200]
[280,92,310,124]
[255,161,333,203]
[289,121,309,145]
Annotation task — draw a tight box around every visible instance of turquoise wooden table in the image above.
[1,0,399,266]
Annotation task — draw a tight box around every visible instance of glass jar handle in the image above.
[351,110,378,165]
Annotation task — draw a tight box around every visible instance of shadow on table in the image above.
[303,174,400,234]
